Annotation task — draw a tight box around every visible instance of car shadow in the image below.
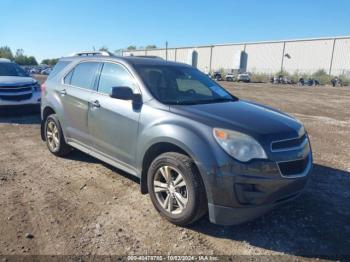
[63,150,140,184]
[48,147,350,258]
[0,105,41,124]
[189,164,350,259]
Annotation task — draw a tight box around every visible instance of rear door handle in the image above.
[59,89,67,96]
[91,100,100,108]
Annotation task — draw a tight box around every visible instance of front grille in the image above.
[0,93,32,101]
[271,134,307,151]
[0,87,32,93]
[278,157,309,177]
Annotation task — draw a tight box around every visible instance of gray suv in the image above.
[41,51,313,226]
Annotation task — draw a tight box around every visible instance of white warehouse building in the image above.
[122,36,350,77]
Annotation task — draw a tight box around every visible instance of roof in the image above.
[121,56,188,67]
[60,52,189,67]
[0,58,12,63]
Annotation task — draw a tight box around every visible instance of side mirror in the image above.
[110,86,134,100]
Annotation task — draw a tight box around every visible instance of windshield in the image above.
[0,62,29,77]
[135,65,237,105]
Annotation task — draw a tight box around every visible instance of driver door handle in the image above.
[59,89,67,96]
[91,100,100,108]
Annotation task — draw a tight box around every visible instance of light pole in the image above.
[165,41,168,61]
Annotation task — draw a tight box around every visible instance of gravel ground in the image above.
[0,82,349,260]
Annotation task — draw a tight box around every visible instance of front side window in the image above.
[66,62,101,90]
[135,65,237,105]
[0,62,28,77]
[97,62,136,95]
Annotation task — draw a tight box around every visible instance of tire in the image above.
[45,114,72,156]
[147,152,207,226]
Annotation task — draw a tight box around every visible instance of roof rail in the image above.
[133,55,163,60]
[71,51,114,57]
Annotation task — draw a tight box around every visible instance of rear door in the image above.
[61,61,102,148]
[88,62,141,171]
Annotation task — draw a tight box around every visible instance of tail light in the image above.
[41,82,46,96]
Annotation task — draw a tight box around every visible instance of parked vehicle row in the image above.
[29,67,52,75]
[39,51,312,226]
[271,75,295,85]
[210,72,251,83]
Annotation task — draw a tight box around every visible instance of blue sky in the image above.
[1,0,350,62]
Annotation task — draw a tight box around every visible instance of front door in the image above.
[88,62,141,171]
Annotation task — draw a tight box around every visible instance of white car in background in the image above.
[225,73,236,82]
[237,73,251,83]
[41,68,52,75]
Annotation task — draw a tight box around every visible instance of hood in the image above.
[170,100,303,143]
[0,76,37,87]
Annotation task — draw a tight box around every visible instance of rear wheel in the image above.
[147,152,207,226]
[45,114,72,156]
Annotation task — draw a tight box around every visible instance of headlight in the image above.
[213,128,267,162]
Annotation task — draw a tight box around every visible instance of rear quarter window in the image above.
[47,61,70,80]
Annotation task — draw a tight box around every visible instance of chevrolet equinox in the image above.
[41,51,313,226]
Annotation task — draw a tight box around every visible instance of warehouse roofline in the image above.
[122,35,350,52]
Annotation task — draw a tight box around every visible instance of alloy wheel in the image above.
[46,120,60,151]
[153,166,188,215]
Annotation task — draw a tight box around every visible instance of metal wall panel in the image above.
[167,49,176,61]
[331,38,350,76]
[122,50,146,56]
[194,47,211,73]
[283,39,334,74]
[144,49,166,59]
[176,48,192,64]
[211,45,245,71]
[122,37,350,76]
[245,42,284,74]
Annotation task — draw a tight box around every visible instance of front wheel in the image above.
[147,152,207,226]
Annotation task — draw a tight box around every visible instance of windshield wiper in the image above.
[171,98,235,105]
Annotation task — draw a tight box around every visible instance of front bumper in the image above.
[204,148,313,225]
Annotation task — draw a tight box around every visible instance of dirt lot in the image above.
[0,82,349,260]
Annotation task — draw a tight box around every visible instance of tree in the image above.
[114,49,123,56]
[0,46,38,65]
[127,45,137,50]
[13,49,38,65]
[14,49,26,65]
[145,45,157,50]
[41,58,58,66]
[0,46,14,60]
[28,56,38,66]
[99,46,109,52]
[16,49,24,57]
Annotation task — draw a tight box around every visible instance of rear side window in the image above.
[65,62,101,90]
[97,62,136,95]
[47,61,70,80]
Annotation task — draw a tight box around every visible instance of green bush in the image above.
[311,69,332,85]
[338,73,350,86]
[250,72,271,83]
